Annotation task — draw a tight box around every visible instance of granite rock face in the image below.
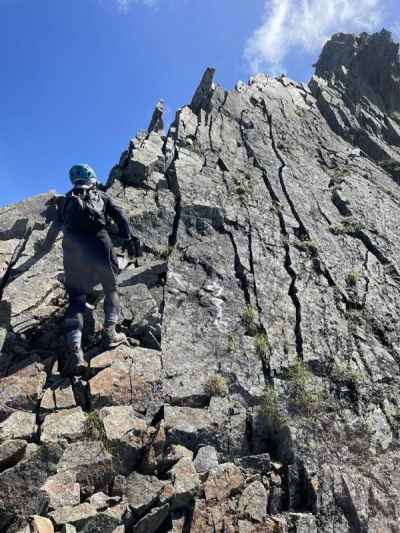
[0,30,399,532]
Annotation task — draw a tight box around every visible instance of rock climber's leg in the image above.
[62,236,91,374]
[94,232,127,348]
[63,290,87,374]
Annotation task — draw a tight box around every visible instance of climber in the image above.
[60,164,139,376]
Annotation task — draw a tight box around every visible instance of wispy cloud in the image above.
[245,0,385,74]
[116,0,159,11]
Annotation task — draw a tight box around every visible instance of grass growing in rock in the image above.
[345,270,360,286]
[254,333,270,359]
[227,334,236,353]
[261,386,287,433]
[154,245,174,260]
[84,411,112,452]
[329,219,364,235]
[243,304,258,336]
[292,239,318,254]
[206,374,228,397]
[286,360,321,416]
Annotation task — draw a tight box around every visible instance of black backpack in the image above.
[62,186,107,233]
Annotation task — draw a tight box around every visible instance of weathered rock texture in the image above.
[0,30,399,532]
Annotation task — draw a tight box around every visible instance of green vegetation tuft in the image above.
[260,386,287,432]
[154,245,174,260]
[329,219,364,235]
[292,239,318,254]
[345,270,360,286]
[84,411,112,452]
[243,304,258,336]
[227,334,236,353]
[206,374,228,397]
[255,333,270,358]
[286,360,321,415]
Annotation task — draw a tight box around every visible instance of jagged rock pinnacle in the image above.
[148,99,165,135]
[190,67,216,114]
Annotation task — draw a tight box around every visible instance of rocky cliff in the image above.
[0,29,399,533]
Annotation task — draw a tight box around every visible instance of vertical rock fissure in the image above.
[263,105,307,237]
[224,227,251,305]
[165,149,182,248]
[246,213,261,313]
[238,110,304,359]
[262,101,349,302]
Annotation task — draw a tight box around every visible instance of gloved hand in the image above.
[123,236,143,258]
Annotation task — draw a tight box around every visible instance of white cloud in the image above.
[245,0,385,74]
[116,0,159,11]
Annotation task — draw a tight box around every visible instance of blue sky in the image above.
[1,0,399,207]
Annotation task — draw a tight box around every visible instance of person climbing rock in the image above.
[60,164,138,376]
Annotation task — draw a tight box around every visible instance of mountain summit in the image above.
[0,30,399,532]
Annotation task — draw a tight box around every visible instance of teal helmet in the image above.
[69,164,98,188]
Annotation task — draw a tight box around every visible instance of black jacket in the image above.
[61,188,131,240]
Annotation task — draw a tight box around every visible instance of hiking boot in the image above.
[102,325,127,349]
[63,347,87,377]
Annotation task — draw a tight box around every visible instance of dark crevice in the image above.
[165,150,182,248]
[245,210,273,378]
[208,114,215,153]
[224,227,251,305]
[246,215,261,313]
[335,475,367,533]
[331,190,353,217]
[314,197,333,225]
[362,250,370,307]
[263,103,308,238]
[284,240,304,359]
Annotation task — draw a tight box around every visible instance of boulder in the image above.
[204,463,244,502]
[194,445,219,473]
[57,441,114,498]
[40,380,76,411]
[99,406,149,474]
[89,348,161,413]
[0,439,27,471]
[238,481,268,522]
[140,421,166,474]
[125,472,166,515]
[234,454,271,476]
[0,444,63,528]
[49,504,97,528]
[0,359,47,421]
[132,504,169,533]
[164,406,216,450]
[0,411,37,442]
[29,516,54,533]
[41,470,81,509]
[169,456,200,507]
[40,407,86,443]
